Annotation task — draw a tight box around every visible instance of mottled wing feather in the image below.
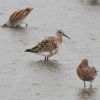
[81,66,97,81]
[9,9,28,22]
[31,36,57,53]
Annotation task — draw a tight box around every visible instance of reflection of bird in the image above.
[25,30,70,60]
[2,7,33,28]
[77,58,97,88]
[32,60,61,71]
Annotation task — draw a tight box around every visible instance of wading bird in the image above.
[25,30,70,60]
[77,58,97,89]
[2,7,33,28]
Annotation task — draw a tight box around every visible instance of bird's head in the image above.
[56,30,70,39]
[1,21,11,28]
[81,58,88,65]
[25,7,33,14]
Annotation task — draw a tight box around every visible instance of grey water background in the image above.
[0,0,100,100]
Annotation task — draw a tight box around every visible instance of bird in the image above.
[25,30,70,60]
[77,58,97,89]
[2,7,33,28]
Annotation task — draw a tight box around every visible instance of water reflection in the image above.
[30,60,62,72]
[1,25,28,34]
[5,26,35,46]
[78,88,97,100]
[9,26,28,33]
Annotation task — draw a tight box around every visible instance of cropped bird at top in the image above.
[2,7,33,28]
[88,0,96,2]
[25,30,70,60]
[77,58,97,89]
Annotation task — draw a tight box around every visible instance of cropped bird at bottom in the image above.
[2,7,33,28]
[25,30,70,60]
[77,58,97,89]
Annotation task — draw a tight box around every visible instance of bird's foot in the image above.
[84,81,86,89]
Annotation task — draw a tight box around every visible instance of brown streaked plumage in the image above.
[77,58,97,88]
[2,7,33,28]
[25,30,70,60]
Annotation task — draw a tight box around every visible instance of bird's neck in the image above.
[56,36,63,44]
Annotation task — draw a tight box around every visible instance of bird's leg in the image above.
[90,81,92,89]
[24,22,28,27]
[46,57,49,60]
[84,81,86,88]
[45,57,47,60]
[45,57,49,61]
[25,23,28,27]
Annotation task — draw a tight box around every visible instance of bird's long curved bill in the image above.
[63,33,70,39]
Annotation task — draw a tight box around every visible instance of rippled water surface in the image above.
[0,0,100,100]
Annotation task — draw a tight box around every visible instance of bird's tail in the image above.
[25,49,31,52]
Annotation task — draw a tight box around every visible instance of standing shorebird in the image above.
[2,7,33,28]
[25,30,70,60]
[77,58,97,89]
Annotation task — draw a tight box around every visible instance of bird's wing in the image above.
[9,9,28,22]
[30,36,58,53]
[81,66,97,80]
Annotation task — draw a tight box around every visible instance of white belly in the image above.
[14,20,24,27]
[36,49,58,57]
[39,52,51,56]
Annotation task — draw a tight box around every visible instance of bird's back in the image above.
[30,36,58,53]
[9,9,30,23]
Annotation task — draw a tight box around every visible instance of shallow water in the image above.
[0,0,100,100]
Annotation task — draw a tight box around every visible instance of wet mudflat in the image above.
[0,0,100,100]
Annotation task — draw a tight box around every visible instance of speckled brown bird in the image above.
[77,58,97,88]
[25,30,70,60]
[2,7,33,28]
